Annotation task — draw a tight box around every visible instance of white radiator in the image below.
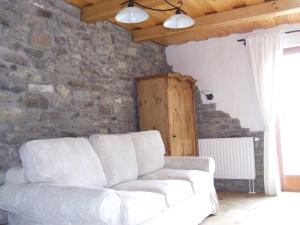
[199,137,256,180]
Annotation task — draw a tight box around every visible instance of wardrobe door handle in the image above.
[172,134,176,138]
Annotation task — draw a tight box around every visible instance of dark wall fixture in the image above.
[200,91,214,101]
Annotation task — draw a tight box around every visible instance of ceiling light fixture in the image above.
[115,0,195,29]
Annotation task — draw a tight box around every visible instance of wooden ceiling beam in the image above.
[65,0,90,8]
[205,0,233,12]
[243,0,265,6]
[132,0,300,43]
[81,0,158,23]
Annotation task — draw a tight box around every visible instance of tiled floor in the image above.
[202,192,300,225]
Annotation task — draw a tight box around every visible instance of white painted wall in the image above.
[166,24,300,131]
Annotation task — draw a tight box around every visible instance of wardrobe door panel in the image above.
[168,78,184,156]
[181,82,197,156]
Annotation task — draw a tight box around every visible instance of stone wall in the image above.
[195,88,264,193]
[0,0,171,181]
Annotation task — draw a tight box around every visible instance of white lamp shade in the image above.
[163,14,195,29]
[115,6,149,24]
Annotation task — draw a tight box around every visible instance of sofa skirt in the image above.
[8,192,215,225]
[8,213,115,225]
[139,192,214,225]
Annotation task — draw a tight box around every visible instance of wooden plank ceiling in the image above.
[66,0,300,45]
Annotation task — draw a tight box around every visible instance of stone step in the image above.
[200,118,232,125]
[201,110,230,118]
[199,103,216,112]
[215,128,250,138]
[199,117,241,126]
[231,118,241,126]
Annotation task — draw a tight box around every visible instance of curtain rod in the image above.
[237,29,300,46]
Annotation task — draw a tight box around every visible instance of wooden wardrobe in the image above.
[135,72,198,156]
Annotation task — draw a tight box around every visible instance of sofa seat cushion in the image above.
[20,137,107,188]
[113,180,193,207]
[141,168,211,193]
[118,191,167,225]
[89,134,138,187]
[130,131,165,176]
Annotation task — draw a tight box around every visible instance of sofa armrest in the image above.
[165,156,219,214]
[0,184,123,225]
[164,156,215,176]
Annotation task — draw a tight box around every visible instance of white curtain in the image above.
[246,33,283,195]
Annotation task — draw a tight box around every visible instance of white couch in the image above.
[0,130,218,225]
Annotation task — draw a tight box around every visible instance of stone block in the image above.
[219,124,230,129]
[30,30,52,50]
[100,96,113,105]
[0,210,8,224]
[241,128,251,136]
[0,62,9,73]
[203,110,230,118]
[8,67,42,82]
[231,118,241,126]
[0,91,20,102]
[59,130,79,138]
[0,106,26,123]
[67,80,85,89]
[44,60,55,72]
[0,150,8,170]
[40,112,63,122]
[71,53,82,65]
[71,117,91,129]
[99,104,111,115]
[216,129,229,137]
[37,8,53,18]
[227,128,248,137]
[88,83,105,92]
[56,46,68,57]
[99,128,109,134]
[127,47,137,56]
[24,93,49,109]
[55,36,67,46]
[117,62,128,70]
[199,103,216,112]
[0,170,5,185]
[114,97,122,103]
[2,52,29,66]
[3,131,25,145]
[23,47,44,59]
[0,15,9,27]
[56,84,70,97]
[0,123,13,131]
[28,84,54,93]
[48,19,60,33]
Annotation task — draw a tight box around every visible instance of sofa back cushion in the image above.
[130,131,165,176]
[89,134,138,187]
[20,137,107,188]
